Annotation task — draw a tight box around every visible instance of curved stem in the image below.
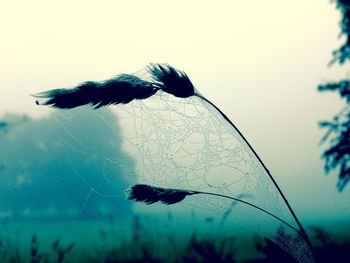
[190,190,302,236]
[195,93,315,254]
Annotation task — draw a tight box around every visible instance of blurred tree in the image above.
[318,0,350,191]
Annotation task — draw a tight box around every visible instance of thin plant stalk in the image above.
[189,189,302,236]
[195,93,315,256]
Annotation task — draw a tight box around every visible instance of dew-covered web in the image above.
[112,92,313,262]
[48,107,136,220]
[54,90,314,262]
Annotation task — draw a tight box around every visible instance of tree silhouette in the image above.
[319,0,350,191]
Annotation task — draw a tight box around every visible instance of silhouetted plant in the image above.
[125,184,307,242]
[310,227,350,263]
[2,225,350,263]
[180,233,237,263]
[318,0,350,191]
[29,235,75,263]
[52,238,75,263]
[329,0,350,65]
[310,227,332,247]
[35,63,314,258]
[0,236,22,263]
[30,234,43,263]
[248,236,297,263]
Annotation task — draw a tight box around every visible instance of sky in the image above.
[1,0,349,226]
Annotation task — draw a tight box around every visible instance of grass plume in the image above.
[125,184,304,240]
[125,184,197,205]
[33,64,195,109]
[34,74,158,109]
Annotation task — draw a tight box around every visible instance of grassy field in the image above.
[1,214,349,263]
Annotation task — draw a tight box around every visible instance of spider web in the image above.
[51,91,314,262]
[108,92,314,263]
[47,107,137,219]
